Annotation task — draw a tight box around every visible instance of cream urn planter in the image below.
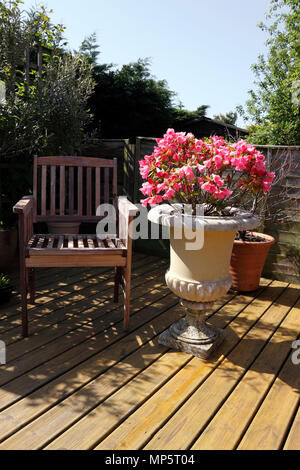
[148,205,259,360]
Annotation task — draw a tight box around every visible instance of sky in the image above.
[20,0,271,127]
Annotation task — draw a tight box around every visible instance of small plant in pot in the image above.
[0,273,13,305]
[140,129,275,359]
[230,230,275,292]
[0,206,18,271]
[230,148,298,292]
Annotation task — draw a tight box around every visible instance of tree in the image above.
[171,104,210,128]
[89,57,175,140]
[0,0,94,159]
[79,32,101,65]
[0,0,95,224]
[239,0,300,145]
[213,111,238,126]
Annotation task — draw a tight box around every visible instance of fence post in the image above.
[133,138,142,203]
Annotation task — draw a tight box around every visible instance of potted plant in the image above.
[0,204,18,271]
[140,129,275,359]
[230,148,298,292]
[0,273,13,305]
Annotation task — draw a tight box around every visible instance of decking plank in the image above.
[0,297,180,447]
[0,256,299,451]
[0,276,168,395]
[284,405,300,450]
[0,255,154,333]
[237,350,300,449]
[0,275,172,406]
[191,296,300,450]
[3,262,168,352]
[143,282,297,451]
[1,258,168,344]
[97,281,289,450]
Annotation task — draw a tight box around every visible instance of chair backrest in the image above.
[33,156,118,223]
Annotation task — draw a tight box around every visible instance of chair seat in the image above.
[27,234,126,256]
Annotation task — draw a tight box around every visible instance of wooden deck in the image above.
[0,252,299,450]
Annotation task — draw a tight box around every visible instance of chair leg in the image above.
[123,264,132,331]
[28,268,35,304]
[20,264,28,338]
[114,267,121,303]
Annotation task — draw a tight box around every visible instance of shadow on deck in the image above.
[0,252,299,450]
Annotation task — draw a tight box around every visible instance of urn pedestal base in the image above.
[158,300,225,360]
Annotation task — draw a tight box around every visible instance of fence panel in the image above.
[256,146,300,284]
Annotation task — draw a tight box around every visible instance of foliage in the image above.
[139,129,275,215]
[78,33,213,140]
[239,0,300,145]
[0,0,95,226]
[79,32,101,65]
[0,273,9,288]
[213,111,238,126]
[88,58,175,140]
[37,54,95,155]
[0,0,94,158]
[171,105,210,129]
[239,148,299,228]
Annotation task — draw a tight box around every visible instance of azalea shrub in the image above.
[139,128,275,215]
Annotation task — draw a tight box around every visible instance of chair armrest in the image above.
[13,196,34,215]
[13,196,34,247]
[118,196,139,217]
[118,197,139,248]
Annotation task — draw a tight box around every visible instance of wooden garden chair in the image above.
[13,156,139,338]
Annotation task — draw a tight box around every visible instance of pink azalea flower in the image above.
[141,182,154,197]
[139,130,274,209]
[173,182,181,191]
[184,166,195,180]
[201,182,217,195]
[214,155,223,170]
[157,182,166,193]
[212,174,224,187]
[163,188,176,200]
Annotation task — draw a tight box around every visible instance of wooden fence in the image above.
[2,138,300,283]
[256,146,300,284]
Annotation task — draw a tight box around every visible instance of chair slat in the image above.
[41,166,47,216]
[47,236,55,250]
[95,168,101,214]
[68,167,74,216]
[28,236,38,249]
[106,238,116,249]
[78,167,83,217]
[57,236,64,250]
[36,156,115,168]
[104,168,110,204]
[96,237,106,249]
[116,238,126,250]
[36,236,46,249]
[87,168,92,216]
[113,159,118,206]
[50,166,56,216]
[60,166,65,216]
[78,236,85,249]
[87,237,95,249]
[68,235,74,249]
[33,156,38,221]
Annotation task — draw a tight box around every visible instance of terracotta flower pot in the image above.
[0,228,17,270]
[230,232,275,292]
[0,285,13,305]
